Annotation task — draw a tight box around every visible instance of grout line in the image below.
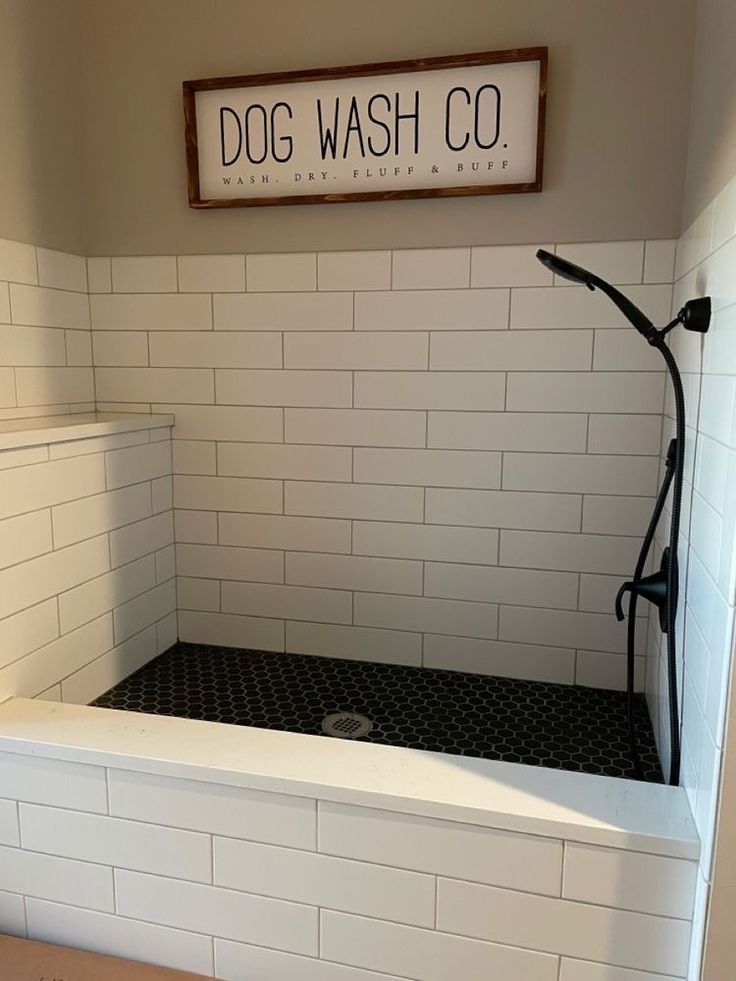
[5,881,698,977]
[0,493,653,587]
[4,282,13,325]
[158,568,653,615]
[3,847,694,978]
[5,819,694,920]
[21,783,693,864]
[104,766,111,816]
[559,841,566,898]
[208,935,216,975]
[15,800,23,849]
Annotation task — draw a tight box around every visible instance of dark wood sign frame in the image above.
[183,46,547,209]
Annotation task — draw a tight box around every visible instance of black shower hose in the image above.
[626,336,684,786]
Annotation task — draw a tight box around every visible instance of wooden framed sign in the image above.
[183,47,547,208]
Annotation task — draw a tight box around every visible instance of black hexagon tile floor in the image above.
[92,642,663,783]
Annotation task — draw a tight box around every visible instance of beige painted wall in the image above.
[0,0,700,255]
[681,0,736,228]
[80,0,696,255]
[0,0,85,253]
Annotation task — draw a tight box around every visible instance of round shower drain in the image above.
[322,712,373,739]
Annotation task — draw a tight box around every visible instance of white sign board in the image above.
[184,48,547,208]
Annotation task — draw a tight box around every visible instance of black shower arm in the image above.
[589,281,711,346]
[585,276,658,343]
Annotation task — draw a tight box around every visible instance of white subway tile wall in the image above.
[0,239,91,419]
[0,753,697,980]
[0,236,683,696]
[646,174,736,977]
[0,426,174,703]
[75,240,674,690]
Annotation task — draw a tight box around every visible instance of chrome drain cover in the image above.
[322,712,372,739]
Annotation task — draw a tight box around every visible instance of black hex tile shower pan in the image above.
[92,642,663,783]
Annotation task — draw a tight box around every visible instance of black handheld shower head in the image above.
[536,248,656,342]
[536,249,596,289]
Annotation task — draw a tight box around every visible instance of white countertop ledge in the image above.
[0,698,699,859]
[0,412,174,451]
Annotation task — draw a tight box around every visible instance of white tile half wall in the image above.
[0,239,93,420]
[0,749,698,980]
[84,241,673,688]
[0,424,175,703]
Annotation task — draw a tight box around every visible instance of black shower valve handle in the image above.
[615,581,633,623]
[615,558,671,632]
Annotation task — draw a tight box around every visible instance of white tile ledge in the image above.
[0,412,174,451]
[0,698,698,860]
